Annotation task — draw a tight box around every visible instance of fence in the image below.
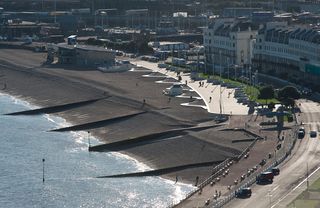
[236,137,260,161]
[167,158,231,208]
[211,125,298,208]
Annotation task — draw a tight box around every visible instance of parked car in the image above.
[235,187,252,198]
[163,84,183,96]
[158,63,167,68]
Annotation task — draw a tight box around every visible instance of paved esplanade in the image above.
[225,100,320,208]
[135,61,250,115]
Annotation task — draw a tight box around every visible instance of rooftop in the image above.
[56,43,116,52]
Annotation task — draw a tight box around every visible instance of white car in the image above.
[163,84,183,96]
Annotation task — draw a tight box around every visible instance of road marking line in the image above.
[271,166,320,208]
[272,185,279,192]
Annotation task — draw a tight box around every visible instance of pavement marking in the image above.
[270,166,320,208]
[272,185,279,192]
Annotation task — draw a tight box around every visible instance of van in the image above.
[257,171,274,184]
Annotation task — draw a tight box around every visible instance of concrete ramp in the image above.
[5,97,109,115]
[89,125,218,152]
[97,160,223,178]
[50,111,147,132]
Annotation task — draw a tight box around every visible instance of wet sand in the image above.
[0,48,255,184]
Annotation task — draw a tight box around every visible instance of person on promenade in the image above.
[209,97,212,103]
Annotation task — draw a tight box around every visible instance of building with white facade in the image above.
[253,22,320,85]
[204,18,257,74]
[149,41,189,52]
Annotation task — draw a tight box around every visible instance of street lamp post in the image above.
[227,57,230,80]
[42,158,45,183]
[54,0,57,24]
[219,50,222,77]
[100,11,107,29]
[212,54,215,76]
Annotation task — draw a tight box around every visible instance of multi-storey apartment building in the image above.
[203,18,257,74]
[253,22,320,85]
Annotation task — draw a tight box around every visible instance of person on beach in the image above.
[175,175,178,184]
[195,176,199,186]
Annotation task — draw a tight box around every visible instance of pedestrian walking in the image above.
[209,96,212,103]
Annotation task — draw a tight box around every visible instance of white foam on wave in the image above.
[160,176,196,204]
[0,93,36,110]
[110,152,151,172]
[1,92,195,204]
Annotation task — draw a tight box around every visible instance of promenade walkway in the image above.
[134,61,250,115]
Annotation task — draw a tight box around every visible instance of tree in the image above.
[277,86,301,109]
[281,98,295,108]
[259,85,275,104]
[277,86,301,100]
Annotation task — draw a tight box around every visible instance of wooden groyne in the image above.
[5,97,108,115]
[50,111,147,132]
[97,160,223,178]
[89,125,218,152]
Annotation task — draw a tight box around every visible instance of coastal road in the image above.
[225,100,320,208]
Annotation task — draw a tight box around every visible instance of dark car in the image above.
[271,167,280,176]
[298,130,305,139]
[257,171,274,184]
[235,187,252,198]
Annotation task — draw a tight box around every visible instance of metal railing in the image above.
[167,158,231,208]
[211,126,298,208]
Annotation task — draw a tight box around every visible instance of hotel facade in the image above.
[203,18,257,74]
[253,22,320,86]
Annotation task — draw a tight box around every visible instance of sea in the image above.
[0,93,194,208]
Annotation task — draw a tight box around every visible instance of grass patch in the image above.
[309,178,320,191]
[288,176,320,208]
[197,73,281,104]
[287,199,319,208]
